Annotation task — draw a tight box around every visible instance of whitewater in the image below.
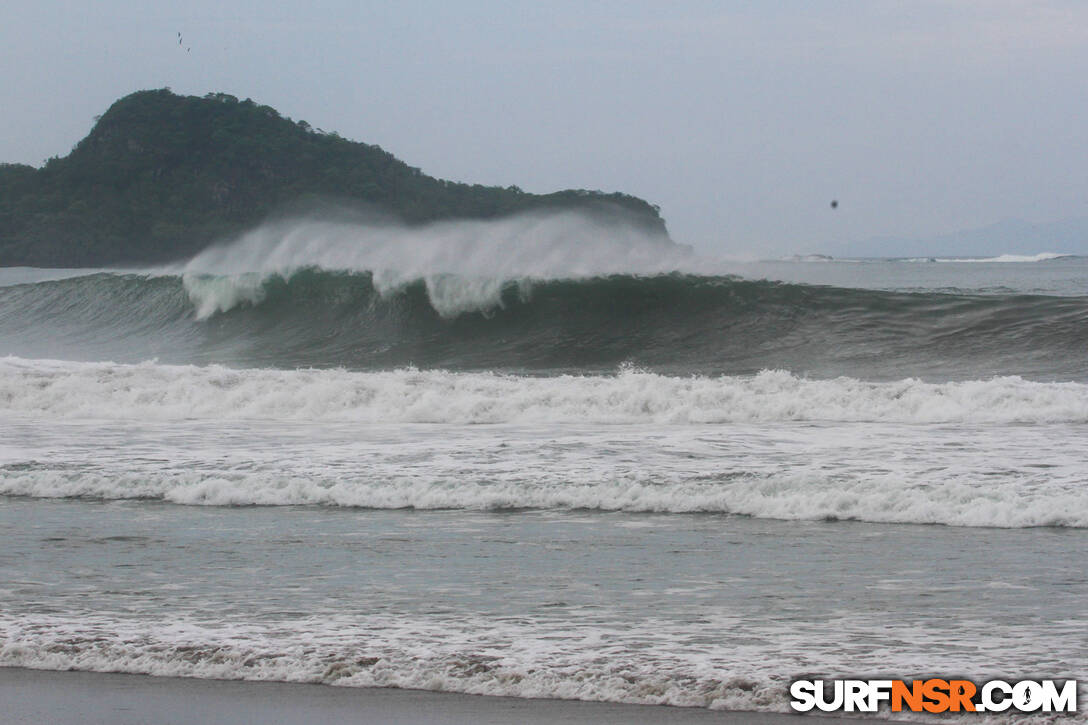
[4,359,1088,424]
[2,214,1086,720]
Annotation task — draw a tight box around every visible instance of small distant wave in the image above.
[779,254,834,262]
[924,252,1075,263]
[0,266,125,288]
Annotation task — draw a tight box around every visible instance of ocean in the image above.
[1,217,1086,719]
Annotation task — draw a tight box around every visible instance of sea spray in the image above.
[180,211,695,317]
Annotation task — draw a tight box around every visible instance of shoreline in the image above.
[0,667,877,724]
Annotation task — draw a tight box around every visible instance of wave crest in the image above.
[179,212,692,318]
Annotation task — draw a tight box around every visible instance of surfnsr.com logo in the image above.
[790,679,1077,713]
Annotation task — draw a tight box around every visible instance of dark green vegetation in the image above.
[0,90,668,266]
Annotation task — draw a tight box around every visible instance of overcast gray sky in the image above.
[2,1,1086,256]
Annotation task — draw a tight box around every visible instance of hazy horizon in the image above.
[3,1,1087,257]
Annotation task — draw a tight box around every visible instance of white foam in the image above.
[0,611,795,711]
[4,358,1087,527]
[2,357,1086,425]
[3,610,1080,718]
[4,461,1085,527]
[3,399,1087,527]
[0,612,810,714]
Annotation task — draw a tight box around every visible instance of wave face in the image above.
[2,267,1087,379]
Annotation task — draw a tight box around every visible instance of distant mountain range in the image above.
[831,217,1088,258]
[0,90,669,267]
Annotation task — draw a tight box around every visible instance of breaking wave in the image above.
[1,269,1087,379]
[0,214,1084,378]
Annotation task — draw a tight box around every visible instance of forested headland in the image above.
[0,89,668,266]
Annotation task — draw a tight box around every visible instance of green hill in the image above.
[0,89,669,266]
